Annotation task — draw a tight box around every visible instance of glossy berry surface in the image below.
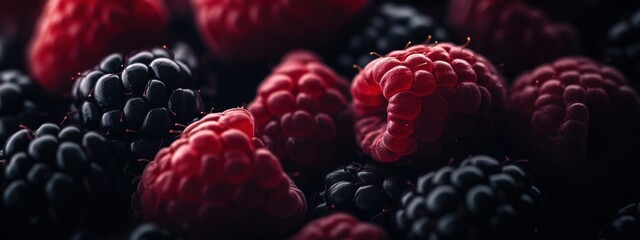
[135,108,306,239]
[394,155,544,240]
[0,124,129,238]
[28,0,168,94]
[193,0,368,63]
[336,3,449,76]
[309,163,411,229]
[70,47,204,177]
[0,71,45,146]
[248,51,353,175]
[292,213,389,240]
[352,43,507,164]
[603,202,640,240]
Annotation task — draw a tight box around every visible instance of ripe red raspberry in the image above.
[28,0,169,94]
[291,213,389,240]
[351,43,507,164]
[448,0,579,75]
[248,51,353,174]
[509,57,640,166]
[192,0,368,63]
[135,108,307,238]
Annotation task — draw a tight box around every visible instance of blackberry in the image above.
[605,9,640,81]
[309,163,412,229]
[0,124,129,238]
[602,202,640,240]
[335,3,448,76]
[70,46,205,176]
[394,155,544,240]
[0,70,64,147]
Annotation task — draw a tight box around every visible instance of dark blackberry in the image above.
[394,155,544,240]
[605,9,640,81]
[70,46,205,177]
[0,124,129,238]
[309,163,412,230]
[602,202,640,240]
[0,70,64,147]
[335,3,448,76]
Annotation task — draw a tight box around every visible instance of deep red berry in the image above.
[192,0,368,63]
[135,108,306,239]
[28,0,169,94]
[248,51,353,173]
[509,57,640,166]
[448,0,578,75]
[292,213,389,240]
[351,43,507,164]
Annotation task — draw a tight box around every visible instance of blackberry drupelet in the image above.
[309,163,412,229]
[394,155,544,240]
[602,202,640,240]
[605,9,640,81]
[70,47,205,177]
[0,124,129,238]
[336,3,448,76]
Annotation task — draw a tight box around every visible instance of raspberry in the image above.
[28,0,169,94]
[351,43,507,164]
[69,46,205,177]
[508,57,640,167]
[248,51,353,175]
[309,163,411,230]
[292,213,389,240]
[605,9,640,81]
[394,155,544,240]
[193,0,368,63]
[0,124,129,238]
[602,202,640,240]
[135,108,307,238]
[448,0,579,76]
[336,3,449,76]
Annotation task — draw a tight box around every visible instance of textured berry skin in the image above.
[352,43,507,164]
[0,124,129,238]
[508,57,640,167]
[135,108,306,239]
[70,47,205,177]
[193,0,368,63]
[605,9,640,81]
[292,213,389,240]
[602,202,640,240]
[248,51,353,173]
[448,0,579,76]
[28,0,168,94]
[309,163,411,230]
[394,155,544,240]
[336,3,449,76]
[0,71,44,146]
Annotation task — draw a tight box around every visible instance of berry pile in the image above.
[69,47,204,177]
[0,0,638,239]
[394,155,544,240]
